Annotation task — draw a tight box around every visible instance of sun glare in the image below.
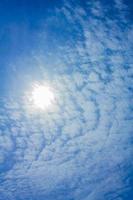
[32,84,55,110]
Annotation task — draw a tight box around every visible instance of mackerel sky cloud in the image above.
[0,0,133,200]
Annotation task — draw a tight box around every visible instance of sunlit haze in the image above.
[31,84,55,110]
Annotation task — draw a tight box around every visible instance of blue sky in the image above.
[0,0,133,200]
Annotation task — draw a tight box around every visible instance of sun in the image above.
[31,84,55,110]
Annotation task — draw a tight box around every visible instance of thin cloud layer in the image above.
[0,0,133,200]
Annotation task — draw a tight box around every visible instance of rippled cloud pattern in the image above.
[0,0,133,199]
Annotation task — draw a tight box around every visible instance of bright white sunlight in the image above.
[31,84,55,110]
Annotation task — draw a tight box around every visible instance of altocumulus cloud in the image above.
[0,0,133,200]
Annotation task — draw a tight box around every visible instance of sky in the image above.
[0,0,133,200]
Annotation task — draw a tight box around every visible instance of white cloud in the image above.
[0,0,133,199]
